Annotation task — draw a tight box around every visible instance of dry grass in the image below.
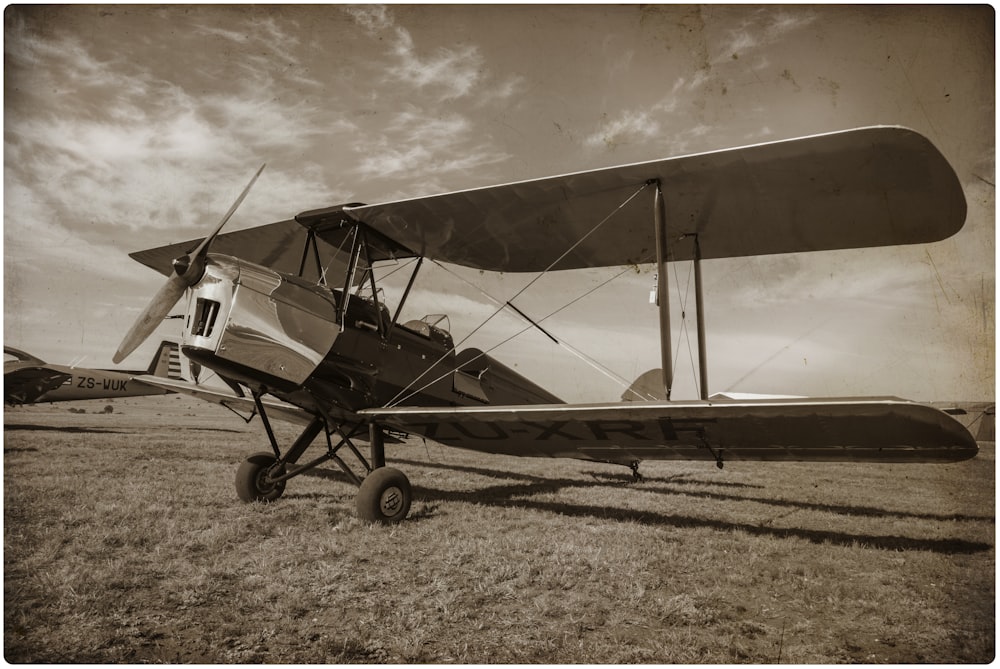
[4,395,994,663]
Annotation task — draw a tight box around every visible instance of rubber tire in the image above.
[235,451,286,502]
[356,467,412,524]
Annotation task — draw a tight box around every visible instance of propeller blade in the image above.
[190,163,266,260]
[115,163,266,363]
[113,273,188,363]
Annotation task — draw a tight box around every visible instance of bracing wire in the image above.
[385,263,643,407]
[358,257,419,300]
[671,256,700,398]
[383,181,653,408]
[323,226,356,285]
[432,260,654,401]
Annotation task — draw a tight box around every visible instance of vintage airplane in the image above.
[113,125,979,524]
[5,340,182,405]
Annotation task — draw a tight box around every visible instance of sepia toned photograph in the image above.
[4,4,993,663]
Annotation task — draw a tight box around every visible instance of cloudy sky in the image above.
[4,5,994,403]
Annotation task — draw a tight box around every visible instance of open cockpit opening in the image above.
[399,314,453,349]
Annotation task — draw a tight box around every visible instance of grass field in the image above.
[4,395,994,663]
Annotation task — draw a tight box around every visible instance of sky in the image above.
[3,4,995,404]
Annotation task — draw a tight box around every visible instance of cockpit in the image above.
[398,314,453,349]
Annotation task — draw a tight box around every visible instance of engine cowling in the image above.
[180,254,339,388]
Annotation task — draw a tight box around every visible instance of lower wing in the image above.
[133,375,311,425]
[361,397,978,466]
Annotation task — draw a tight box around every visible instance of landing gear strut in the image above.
[234,393,411,523]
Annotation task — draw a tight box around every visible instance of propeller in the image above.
[113,163,266,363]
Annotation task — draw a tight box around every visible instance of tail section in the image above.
[622,369,667,401]
[146,341,184,380]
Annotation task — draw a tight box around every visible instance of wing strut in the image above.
[388,256,424,338]
[297,228,327,285]
[690,233,709,400]
[652,181,674,400]
[339,227,363,332]
[654,185,711,401]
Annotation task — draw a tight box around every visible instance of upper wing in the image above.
[128,211,418,279]
[125,127,963,276]
[4,366,72,405]
[346,126,966,271]
[360,397,978,465]
[129,219,315,278]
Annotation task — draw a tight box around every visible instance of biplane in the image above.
[5,340,182,405]
[114,125,978,524]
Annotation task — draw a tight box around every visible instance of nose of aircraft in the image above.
[113,164,265,364]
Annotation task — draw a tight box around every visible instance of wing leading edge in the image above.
[346,126,966,272]
[360,397,978,466]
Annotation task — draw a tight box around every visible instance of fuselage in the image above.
[179,254,561,419]
[4,344,178,405]
[39,369,170,402]
[3,361,171,404]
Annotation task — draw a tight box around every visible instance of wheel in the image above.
[356,467,412,524]
[235,451,286,502]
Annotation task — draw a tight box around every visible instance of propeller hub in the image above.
[171,255,191,277]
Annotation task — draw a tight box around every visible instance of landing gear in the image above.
[235,451,287,502]
[356,467,412,524]
[234,393,412,522]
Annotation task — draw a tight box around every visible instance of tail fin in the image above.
[146,340,183,380]
[621,369,667,401]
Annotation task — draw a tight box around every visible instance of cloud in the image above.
[582,69,718,153]
[346,5,486,102]
[350,108,510,194]
[475,74,526,108]
[4,15,345,243]
[388,29,484,100]
[192,15,325,92]
[334,6,519,196]
[581,7,819,156]
[584,110,661,149]
[344,5,394,34]
[714,7,818,64]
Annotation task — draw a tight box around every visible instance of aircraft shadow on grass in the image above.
[294,459,992,555]
[3,423,247,435]
[3,424,123,434]
[393,455,766,488]
[393,457,993,524]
